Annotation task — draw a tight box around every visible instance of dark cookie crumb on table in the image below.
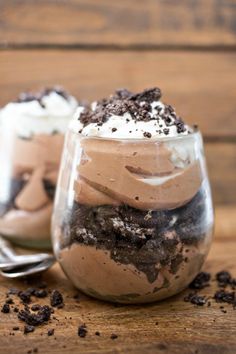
[78,324,87,338]
[1,303,10,313]
[50,290,64,308]
[47,328,55,336]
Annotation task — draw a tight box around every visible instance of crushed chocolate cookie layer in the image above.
[61,187,208,283]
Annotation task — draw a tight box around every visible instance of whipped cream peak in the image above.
[70,88,191,139]
[15,86,72,105]
[0,87,79,137]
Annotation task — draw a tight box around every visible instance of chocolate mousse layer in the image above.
[76,138,202,210]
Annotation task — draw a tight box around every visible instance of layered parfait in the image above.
[53,88,214,303]
[0,87,79,248]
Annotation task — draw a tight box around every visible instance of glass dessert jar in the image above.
[0,87,78,248]
[52,129,214,303]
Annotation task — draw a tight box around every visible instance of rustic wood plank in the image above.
[0,206,235,354]
[0,50,236,138]
[205,143,236,205]
[0,0,236,47]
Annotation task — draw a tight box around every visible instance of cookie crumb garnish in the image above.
[143,132,152,138]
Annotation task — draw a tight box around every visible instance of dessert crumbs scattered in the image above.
[189,272,211,290]
[47,328,55,336]
[24,325,35,334]
[6,298,14,304]
[214,289,235,304]
[34,289,48,298]
[216,270,232,287]
[31,304,41,311]
[1,269,235,340]
[50,290,64,308]
[78,324,87,338]
[18,290,32,304]
[185,270,236,310]
[184,293,207,306]
[8,287,20,295]
[18,305,52,326]
[1,303,10,313]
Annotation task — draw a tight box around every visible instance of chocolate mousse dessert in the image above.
[0,87,80,248]
[52,87,214,303]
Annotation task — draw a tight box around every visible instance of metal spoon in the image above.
[0,237,51,264]
[0,258,55,278]
[0,236,55,277]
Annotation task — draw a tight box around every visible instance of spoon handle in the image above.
[0,235,54,265]
[0,236,17,260]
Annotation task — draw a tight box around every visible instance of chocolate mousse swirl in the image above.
[75,139,202,210]
[72,88,202,210]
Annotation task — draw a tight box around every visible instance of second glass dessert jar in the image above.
[52,129,214,303]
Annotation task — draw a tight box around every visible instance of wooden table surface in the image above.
[0,206,235,354]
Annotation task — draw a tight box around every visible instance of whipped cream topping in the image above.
[0,89,79,138]
[70,88,191,139]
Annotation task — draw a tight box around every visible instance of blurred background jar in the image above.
[0,87,80,249]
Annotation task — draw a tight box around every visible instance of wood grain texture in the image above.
[0,50,236,138]
[205,143,236,204]
[0,207,235,354]
[0,0,236,47]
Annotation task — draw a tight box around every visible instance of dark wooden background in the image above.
[0,0,235,205]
